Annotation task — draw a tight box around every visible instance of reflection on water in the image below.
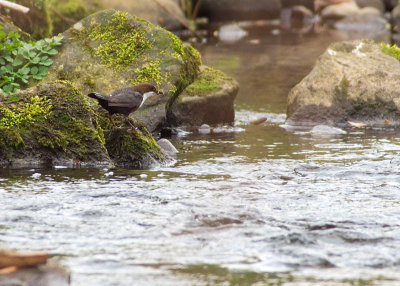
[1,29,400,285]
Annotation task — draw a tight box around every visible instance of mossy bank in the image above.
[0,81,111,167]
[0,81,168,168]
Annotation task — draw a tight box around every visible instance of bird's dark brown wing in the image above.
[108,87,143,109]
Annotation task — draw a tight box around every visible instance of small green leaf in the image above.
[4,65,13,72]
[45,49,58,55]
[2,84,13,94]
[18,67,30,75]
[8,96,19,102]
[0,58,4,65]
[20,50,31,60]
[12,58,23,66]
[31,56,40,64]
[52,35,64,45]
[39,57,53,66]
[19,74,29,83]
[31,66,38,75]
[4,55,13,62]
[37,66,48,76]
[32,74,43,80]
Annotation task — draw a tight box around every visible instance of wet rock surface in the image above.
[168,66,239,127]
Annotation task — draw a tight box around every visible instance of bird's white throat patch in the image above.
[139,92,156,108]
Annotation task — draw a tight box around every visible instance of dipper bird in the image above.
[87,83,164,129]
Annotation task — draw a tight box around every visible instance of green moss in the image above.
[183,67,233,97]
[87,11,153,70]
[132,59,162,87]
[0,128,24,159]
[167,44,201,108]
[168,32,184,59]
[0,96,52,129]
[166,31,201,98]
[381,43,400,61]
[340,76,349,96]
[104,126,162,167]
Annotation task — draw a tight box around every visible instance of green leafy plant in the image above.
[0,26,63,95]
[0,95,52,129]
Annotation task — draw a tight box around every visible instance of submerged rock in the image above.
[198,124,211,134]
[44,9,201,132]
[167,66,239,127]
[286,40,400,127]
[157,138,178,156]
[217,23,248,43]
[311,125,347,135]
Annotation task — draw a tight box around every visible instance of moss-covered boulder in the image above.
[286,40,400,127]
[0,81,111,167]
[44,9,201,132]
[167,66,239,126]
[105,127,168,168]
[0,81,169,168]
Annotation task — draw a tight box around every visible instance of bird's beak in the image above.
[157,90,164,96]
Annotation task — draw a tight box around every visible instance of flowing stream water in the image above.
[1,27,400,285]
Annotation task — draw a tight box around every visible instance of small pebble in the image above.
[250,117,268,125]
[198,124,211,134]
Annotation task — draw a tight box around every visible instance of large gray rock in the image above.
[168,67,239,127]
[44,9,201,133]
[197,0,282,21]
[286,40,400,127]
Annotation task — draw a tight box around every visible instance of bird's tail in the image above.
[87,92,107,100]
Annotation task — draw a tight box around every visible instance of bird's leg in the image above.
[108,113,116,128]
[125,115,137,130]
